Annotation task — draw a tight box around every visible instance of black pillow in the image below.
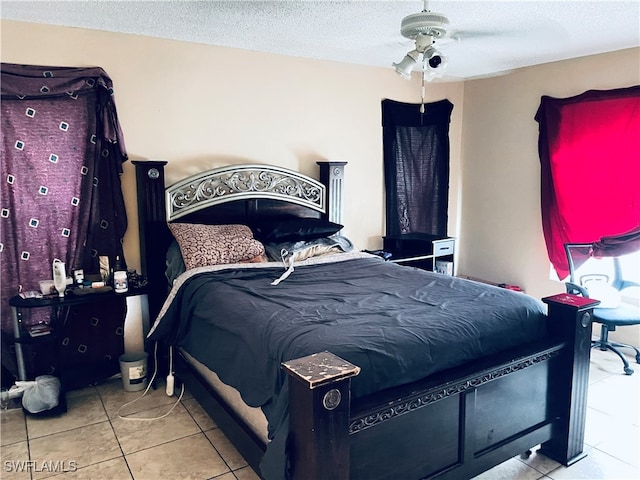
[165,240,186,285]
[253,217,343,243]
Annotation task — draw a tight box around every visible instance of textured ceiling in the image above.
[2,0,639,80]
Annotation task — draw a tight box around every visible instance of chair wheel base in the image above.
[624,366,634,375]
[520,449,532,460]
[635,354,640,364]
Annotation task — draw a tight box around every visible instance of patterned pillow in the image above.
[168,223,265,270]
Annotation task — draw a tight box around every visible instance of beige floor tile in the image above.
[28,421,121,478]
[97,377,176,419]
[110,402,200,454]
[19,460,83,480]
[213,473,237,480]
[26,389,108,439]
[592,423,640,468]
[1,408,27,446]
[65,385,98,400]
[46,456,132,480]
[182,396,217,431]
[517,446,562,475]
[583,408,610,448]
[598,361,640,391]
[0,440,31,480]
[587,372,639,426]
[590,349,639,377]
[204,428,248,470]
[125,433,229,480]
[233,465,261,480]
[589,364,614,384]
[547,446,639,479]
[471,456,545,480]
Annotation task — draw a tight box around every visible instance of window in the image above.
[535,86,640,279]
[382,99,453,236]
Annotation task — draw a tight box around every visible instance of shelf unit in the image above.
[9,286,148,382]
[383,234,456,274]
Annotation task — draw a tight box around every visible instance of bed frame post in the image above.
[282,351,360,480]
[132,160,169,322]
[540,293,600,466]
[317,162,347,225]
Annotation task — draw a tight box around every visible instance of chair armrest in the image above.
[565,282,589,297]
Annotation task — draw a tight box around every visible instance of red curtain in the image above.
[592,225,640,257]
[535,86,640,279]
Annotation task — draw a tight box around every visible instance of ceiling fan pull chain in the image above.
[420,65,426,115]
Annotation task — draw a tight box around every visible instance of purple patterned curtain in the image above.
[1,63,128,386]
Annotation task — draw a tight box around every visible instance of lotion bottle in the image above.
[52,259,66,298]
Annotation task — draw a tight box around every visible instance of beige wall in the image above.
[1,20,464,263]
[1,20,464,350]
[2,20,638,349]
[459,47,640,347]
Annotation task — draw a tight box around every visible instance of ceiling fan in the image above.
[392,0,454,80]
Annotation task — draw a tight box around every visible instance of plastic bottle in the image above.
[113,255,128,293]
[52,259,66,298]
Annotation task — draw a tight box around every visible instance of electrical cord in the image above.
[116,342,185,421]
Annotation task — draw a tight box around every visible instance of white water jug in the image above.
[52,259,66,298]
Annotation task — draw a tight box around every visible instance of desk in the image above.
[9,286,148,382]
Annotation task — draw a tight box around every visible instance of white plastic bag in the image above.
[21,375,61,414]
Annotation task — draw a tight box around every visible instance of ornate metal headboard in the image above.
[166,164,326,222]
[133,161,346,322]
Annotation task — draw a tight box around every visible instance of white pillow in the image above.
[585,282,621,309]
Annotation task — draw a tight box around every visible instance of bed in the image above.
[133,160,597,480]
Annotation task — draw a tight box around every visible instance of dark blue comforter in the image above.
[148,253,547,479]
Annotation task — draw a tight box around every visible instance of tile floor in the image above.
[1,348,638,480]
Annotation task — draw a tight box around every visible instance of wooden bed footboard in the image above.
[283,294,598,480]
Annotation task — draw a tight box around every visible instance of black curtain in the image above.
[382,99,453,236]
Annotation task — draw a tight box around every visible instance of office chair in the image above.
[564,243,640,375]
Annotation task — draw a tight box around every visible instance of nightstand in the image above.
[9,286,148,384]
[383,234,456,274]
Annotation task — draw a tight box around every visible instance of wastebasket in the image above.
[119,352,148,392]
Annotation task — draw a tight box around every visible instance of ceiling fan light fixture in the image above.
[392,1,452,81]
[393,49,420,79]
[423,45,448,80]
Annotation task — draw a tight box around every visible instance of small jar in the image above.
[113,270,128,294]
[113,256,128,293]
